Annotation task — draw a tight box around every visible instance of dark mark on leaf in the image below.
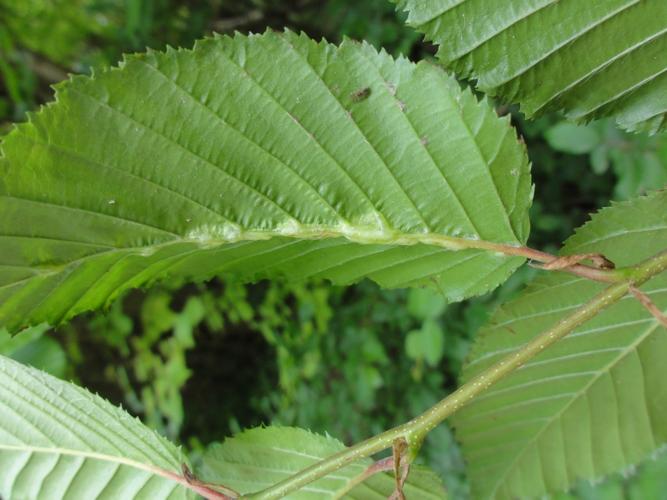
[350,86,371,103]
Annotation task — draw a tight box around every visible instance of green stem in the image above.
[246,249,667,500]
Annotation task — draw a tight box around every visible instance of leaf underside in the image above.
[394,0,667,133]
[0,354,192,499]
[454,191,667,499]
[200,426,446,499]
[0,30,532,333]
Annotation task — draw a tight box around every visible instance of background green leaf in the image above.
[200,426,446,498]
[544,123,601,156]
[407,288,447,320]
[0,324,66,377]
[0,30,532,334]
[405,319,445,367]
[393,0,667,133]
[454,190,667,499]
[542,118,667,200]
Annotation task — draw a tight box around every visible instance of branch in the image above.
[531,252,614,271]
[630,286,667,328]
[389,438,410,500]
[245,249,667,500]
[433,238,626,283]
[332,457,394,499]
[489,245,623,282]
[178,463,238,499]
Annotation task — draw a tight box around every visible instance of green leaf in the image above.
[393,1,667,133]
[405,329,423,360]
[200,426,446,498]
[0,354,194,499]
[407,288,447,320]
[611,150,667,201]
[544,123,601,155]
[0,30,532,334]
[453,191,667,499]
[7,336,66,378]
[590,146,610,174]
[405,319,445,366]
[0,324,66,377]
[0,0,108,65]
[0,324,49,353]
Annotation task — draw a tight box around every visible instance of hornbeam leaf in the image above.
[0,30,532,333]
[393,0,667,133]
[0,354,194,499]
[200,426,446,498]
[454,191,667,499]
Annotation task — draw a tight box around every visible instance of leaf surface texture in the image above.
[0,355,192,499]
[394,0,667,133]
[454,191,667,499]
[0,31,532,332]
[200,426,446,498]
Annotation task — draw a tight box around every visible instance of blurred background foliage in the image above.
[1,1,667,498]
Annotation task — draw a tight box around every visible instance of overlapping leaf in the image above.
[0,30,532,333]
[200,426,446,498]
[0,354,193,499]
[393,0,667,133]
[454,191,667,499]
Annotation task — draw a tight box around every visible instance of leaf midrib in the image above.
[0,361,178,467]
[0,444,184,493]
[0,224,519,293]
